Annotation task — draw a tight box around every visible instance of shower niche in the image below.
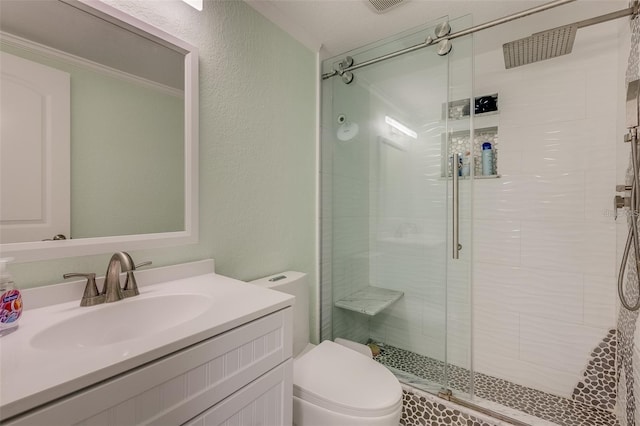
[446,93,498,119]
[442,93,500,178]
[444,126,499,178]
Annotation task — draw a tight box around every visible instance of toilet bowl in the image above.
[250,272,402,426]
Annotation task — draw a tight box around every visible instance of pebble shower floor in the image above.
[374,342,619,426]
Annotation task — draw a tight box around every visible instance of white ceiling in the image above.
[245,0,629,58]
[2,1,627,91]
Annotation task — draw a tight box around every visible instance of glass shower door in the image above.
[320,16,473,398]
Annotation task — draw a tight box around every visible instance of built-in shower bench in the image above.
[335,286,404,316]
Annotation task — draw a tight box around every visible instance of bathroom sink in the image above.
[1,262,296,422]
[30,293,212,350]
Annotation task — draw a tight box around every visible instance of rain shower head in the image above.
[502,24,577,69]
[502,3,638,69]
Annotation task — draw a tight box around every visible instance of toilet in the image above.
[250,271,403,426]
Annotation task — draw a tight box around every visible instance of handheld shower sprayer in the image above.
[617,79,640,311]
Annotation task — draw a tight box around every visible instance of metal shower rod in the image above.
[322,0,636,80]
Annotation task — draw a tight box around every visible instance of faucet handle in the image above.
[122,260,152,298]
[63,272,105,307]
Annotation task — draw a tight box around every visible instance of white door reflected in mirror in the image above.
[0,52,70,244]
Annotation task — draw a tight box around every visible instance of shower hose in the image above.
[618,128,640,311]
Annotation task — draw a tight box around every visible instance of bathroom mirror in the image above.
[0,0,199,262]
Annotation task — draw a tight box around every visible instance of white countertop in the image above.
[0,261,294,421]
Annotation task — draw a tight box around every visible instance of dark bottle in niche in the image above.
[475,95,498,114]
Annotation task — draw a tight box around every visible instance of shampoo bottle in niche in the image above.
[0,258,22,336]
[482,142,494,176]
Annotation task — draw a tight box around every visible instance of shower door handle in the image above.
[452,153,461,259]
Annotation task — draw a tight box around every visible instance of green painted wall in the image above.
[70,74,184,238]
[8,1,318,339]
[0,44,185,238]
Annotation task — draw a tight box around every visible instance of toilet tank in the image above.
[249,271,309,357]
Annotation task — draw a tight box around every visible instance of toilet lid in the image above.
[293,340,402,417]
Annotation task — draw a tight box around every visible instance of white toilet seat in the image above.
[293,340,402,417]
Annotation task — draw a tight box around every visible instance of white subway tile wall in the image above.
[472,21,620,398]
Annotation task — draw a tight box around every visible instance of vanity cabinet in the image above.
[6,308,293,426]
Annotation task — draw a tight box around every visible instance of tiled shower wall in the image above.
[618,11,640,426]
[320,73,372,344]
[471,20,621,398]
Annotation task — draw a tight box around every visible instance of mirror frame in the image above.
[1,0,199,263]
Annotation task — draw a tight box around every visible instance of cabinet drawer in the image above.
[7,308,293,426]
[184,359,292,426]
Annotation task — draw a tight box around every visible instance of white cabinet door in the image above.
[183,360,293,426]
[0,51,70,243]
[4,308,293,426]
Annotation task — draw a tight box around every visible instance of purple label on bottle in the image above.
[0,290,22,324]
[2,293,18,303]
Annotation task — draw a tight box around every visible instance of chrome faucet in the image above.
[103,252,134,302]
[103,252,152,302]
[63,252,151,306]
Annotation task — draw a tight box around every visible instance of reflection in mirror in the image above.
[0,0,199,261]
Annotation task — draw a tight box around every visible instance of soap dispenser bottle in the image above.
[0,258,22,336]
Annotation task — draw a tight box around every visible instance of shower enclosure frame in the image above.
[320,1,640,424]
[322,0,638,83]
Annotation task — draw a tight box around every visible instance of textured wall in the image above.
[9,0,318,338]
